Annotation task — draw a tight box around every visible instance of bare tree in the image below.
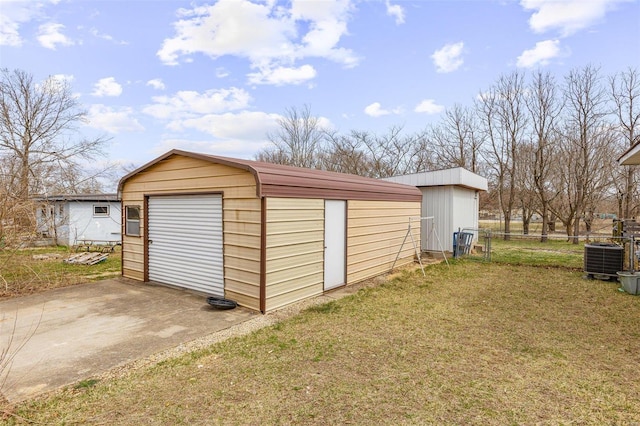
[0,69,108,202]
[610,67,640,218]
[560,65,610,243]
[356,125,421,178]
[256,104,326,168]
[409,131,437,173]
[514,141,538,234]
[320,125,423,178]
[477,71,529,239]
[525,71,563,241]
[321,130,373,176]
[429,104,484,173]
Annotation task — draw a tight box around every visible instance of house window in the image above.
[125,206,141,236]
[94,205,110,216]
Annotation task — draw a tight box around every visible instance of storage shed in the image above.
[384,168,488,253]
[117,150,421,313]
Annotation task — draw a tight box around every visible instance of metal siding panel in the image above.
[264,198,324,311]
[422,187,454,252]
[346,200,420,285]
[148,194,224,296]
[452,187,479,241]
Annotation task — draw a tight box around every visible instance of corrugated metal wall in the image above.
[421,186,479,252]
[120,155,262,310]
[347,200,420,284]
[451,187,480,241]
[421,187,453,252]
[264,198,324,311]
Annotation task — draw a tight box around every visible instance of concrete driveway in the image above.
[0,278,257,403]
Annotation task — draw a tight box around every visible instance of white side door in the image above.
[324,200,346,290]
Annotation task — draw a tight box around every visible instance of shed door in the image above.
[148,194,224,296]
[324,200,346,290]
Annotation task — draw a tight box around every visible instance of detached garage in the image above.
[118,150,421,313]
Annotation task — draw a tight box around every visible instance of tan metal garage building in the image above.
[117,150,421,313]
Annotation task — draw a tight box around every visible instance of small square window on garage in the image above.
[93,205,109,216]
[125,206,140,236]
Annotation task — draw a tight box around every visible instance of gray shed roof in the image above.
[384,167,488,191]
[118,150,422,202]
[33,193,119,202]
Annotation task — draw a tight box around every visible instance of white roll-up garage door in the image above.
[148,194,224,296]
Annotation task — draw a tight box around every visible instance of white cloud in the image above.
[516,39,562,68]
[0,1,32,46]
[168,111,281,139]
[0,0,54,46]
[157,0,358,85]
[146,78,166,90]
[431,42,464,73]
[89,27,127,45]
[143,87,251,119]
[364,102,401,117]
[521,0,626,36]
[37,22,74,50]
[386,1,405,25]
[216,67,230,78]
[87,105,144,133]
[248,64,317,85]
[364,102,389,117]
[414,99,445,114]
[92,77,123,97]
[167,111,332,148]
[50,74,74,84]
[151,138,271,160]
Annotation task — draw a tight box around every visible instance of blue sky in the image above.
[1,0,639,167]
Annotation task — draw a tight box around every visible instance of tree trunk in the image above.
[540,208,549,242]
[548,212,557,232]
[572,217,580,244]
[503,212,511,241]
[522,207,530,235]
[624,168,634,219]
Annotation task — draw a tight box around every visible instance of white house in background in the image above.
[34,194,121,246]
[384,168,488,253]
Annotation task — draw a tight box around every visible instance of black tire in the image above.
[207,297,237,310]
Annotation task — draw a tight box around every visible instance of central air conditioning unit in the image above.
[584,242,624,279]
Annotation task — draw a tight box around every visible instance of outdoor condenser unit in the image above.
[583,242,624,279]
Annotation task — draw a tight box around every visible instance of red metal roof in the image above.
[118,150,421,202]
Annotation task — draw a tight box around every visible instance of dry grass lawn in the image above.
[4,261,640,425]
[0,247,121,299]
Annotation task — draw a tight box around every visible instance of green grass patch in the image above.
[74,379,99,390]
[485,236,585,269]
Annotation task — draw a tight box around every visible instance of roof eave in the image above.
[619,141,640,165]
